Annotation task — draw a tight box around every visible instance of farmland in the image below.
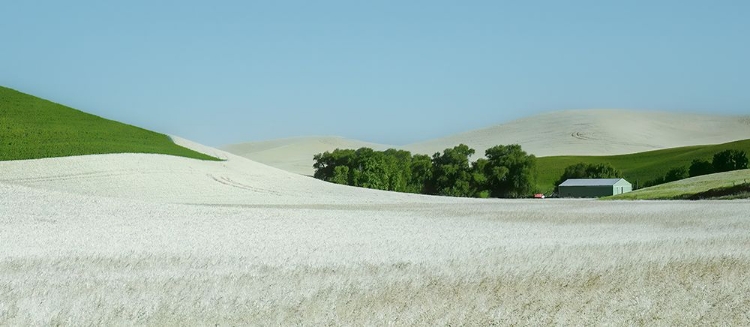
[2,137,750,325]
[2,87,749,325]
[2,182,749,325]
[608,169,750,200]
[536,139,750,193]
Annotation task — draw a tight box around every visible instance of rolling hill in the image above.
[536,139,750,193]
[223,109,750,176]
[221,136,392,176]
[0,86,219,161]
[607,169,750,200]
[0,135,442,205]
[403,109,750,158]
[2,91,749,325]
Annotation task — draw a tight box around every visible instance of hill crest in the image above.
[224,109,750,175]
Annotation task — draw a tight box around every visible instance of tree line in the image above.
[313,144,537,198]
[645,149,748,187]
[314,145,748,198]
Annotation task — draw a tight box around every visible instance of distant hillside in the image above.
[0,86,219,161]
[536,139,750,193]
[224,109,750,175]
[403,109,750,158]
[606,169,750,200]
[222,136,392,175]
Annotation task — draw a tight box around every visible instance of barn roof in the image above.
[559,178,629,187]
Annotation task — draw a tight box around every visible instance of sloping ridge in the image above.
[0,136,458,206]
[404,109,750,157]
[221,136,392,176]
[0,86,217,161]
[608,169,750,200]
[0,135,459,206]
[0,86,454,205]
[224,109,750,175]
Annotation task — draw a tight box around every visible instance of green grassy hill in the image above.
[606,169,750,200]
[536,140,750,193]
[0,86,219,161]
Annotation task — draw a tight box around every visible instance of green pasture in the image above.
[0,86,219,161]
[606,169,750,200]
[536,140,750,193]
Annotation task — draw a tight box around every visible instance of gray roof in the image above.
[559,178,629,187]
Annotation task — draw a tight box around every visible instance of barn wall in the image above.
[559,186,614,198]
[612,181,633,195]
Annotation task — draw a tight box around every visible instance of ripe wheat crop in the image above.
[2,187,748,325]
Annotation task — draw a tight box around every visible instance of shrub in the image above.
[689,159,714,177]
[713,150,748,173]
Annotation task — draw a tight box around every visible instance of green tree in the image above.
[586,163,622,178]
[383,149,413,192]
[409,154,433,194]
[331,166,350,185]
[483,144,536,198]
[689,159,714,177]
[471,158,490,198]
[663,166,688,183]
[713,150,748,172]
[312,143,538,199]
[737,151,750,170]
[645,166,690,187]
[555,162,622,187]
[313,148,356,181]
[430,144,476,197]
[312,147,440,195]
[351,148,389,190]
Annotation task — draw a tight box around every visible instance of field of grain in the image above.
[2,138,749,325]
[3,184,749,325]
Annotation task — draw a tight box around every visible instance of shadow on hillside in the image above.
[680,183,750,200]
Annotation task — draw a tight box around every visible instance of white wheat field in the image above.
[1,137,749,325]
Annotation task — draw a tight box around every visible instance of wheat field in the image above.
[2,182,749,325]
[2,138,749,325]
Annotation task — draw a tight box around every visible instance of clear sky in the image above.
[2,1,748,146]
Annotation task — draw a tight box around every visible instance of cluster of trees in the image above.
[646,149,748,187]
[313,148,429,193]
[314,146,748,197]
[313,144,538,198]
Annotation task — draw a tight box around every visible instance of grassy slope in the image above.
[606,169,750,200]
[536,140,750,193]
[0,86,219,161]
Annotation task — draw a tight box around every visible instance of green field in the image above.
[0,86,219,161]
[536,140,750,193]
[606,169,750,200]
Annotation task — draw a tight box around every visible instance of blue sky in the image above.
[2,1,748,146]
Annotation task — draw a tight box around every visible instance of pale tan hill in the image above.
[221,136,392,176]
[223,109,750,175]
[404,109,750,157]
[0,136,434,206]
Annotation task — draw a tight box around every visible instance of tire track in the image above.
[208,174,282,195]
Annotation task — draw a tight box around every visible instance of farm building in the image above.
[558,178,632,198]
